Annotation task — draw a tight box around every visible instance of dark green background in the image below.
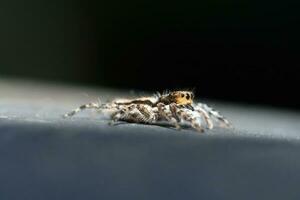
[0,0,299,108]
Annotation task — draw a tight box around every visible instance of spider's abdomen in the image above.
[113,97,158,106]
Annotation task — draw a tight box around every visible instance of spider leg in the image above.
[176,108,204,132]
[196,103,233,128]
[63,102,101,118]
[135,104,158,123]
[169,103,181,122]
[110,104,157,125]
[193,105,214,129]
[157,103,181,130]
[109,105,127,125]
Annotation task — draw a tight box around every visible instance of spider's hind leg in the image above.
[110,104,157,125]
[63,102,101,118]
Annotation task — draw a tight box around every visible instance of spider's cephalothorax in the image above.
[63,90,232,133]
[112,91,194,107]
[158,91,194,106]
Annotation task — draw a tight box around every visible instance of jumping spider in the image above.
[63,91,232,132]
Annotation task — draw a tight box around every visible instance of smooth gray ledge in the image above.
[1,78,300,200]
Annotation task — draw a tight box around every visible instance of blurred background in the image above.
[0,0,299,109]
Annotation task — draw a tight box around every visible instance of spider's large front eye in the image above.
[186,93,190,100]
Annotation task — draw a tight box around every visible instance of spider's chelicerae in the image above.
[63,91,232,132]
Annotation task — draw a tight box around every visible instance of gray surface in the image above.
[1,78,300,200]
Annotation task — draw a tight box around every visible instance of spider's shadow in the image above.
[109,121,195,132]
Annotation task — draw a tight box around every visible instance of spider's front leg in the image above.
[196,103,233,128]
[157,103,181,130]
[193,105,214,129]
[63,102,101,118]
[175,107,205,132]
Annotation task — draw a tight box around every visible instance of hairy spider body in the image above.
[63,91,232,132]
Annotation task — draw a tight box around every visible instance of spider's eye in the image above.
[186,93,190,100]
[181,94,184,98]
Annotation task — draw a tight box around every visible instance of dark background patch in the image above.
[0,0,299,109]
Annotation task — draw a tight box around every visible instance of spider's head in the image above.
[170,91,194,105]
